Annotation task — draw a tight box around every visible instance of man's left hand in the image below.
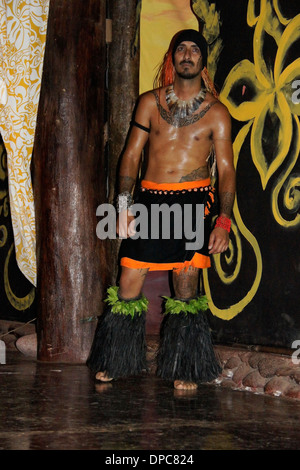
[208,227,230,254]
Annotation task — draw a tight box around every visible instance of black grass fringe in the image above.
[156,310,221,383]
[86,306,147,378]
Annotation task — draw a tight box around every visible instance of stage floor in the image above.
[0,350,300,451]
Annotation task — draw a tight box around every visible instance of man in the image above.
[88,29,236,390]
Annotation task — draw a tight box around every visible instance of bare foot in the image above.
[174,380,198,390]
[95,371,113,382]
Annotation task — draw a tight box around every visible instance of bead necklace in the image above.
[165,84,207,120]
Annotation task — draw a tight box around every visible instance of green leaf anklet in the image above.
[104,286,148,319]
[162,295,209,315]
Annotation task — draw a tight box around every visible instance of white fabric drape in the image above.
[0,0,49,286]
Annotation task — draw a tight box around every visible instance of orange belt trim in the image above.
[120,252,211,272]
[141,178,211,191]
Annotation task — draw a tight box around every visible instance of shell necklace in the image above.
[165,84,207,120]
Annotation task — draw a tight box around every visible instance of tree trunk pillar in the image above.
[105,0,140,281]
[33,0,108,362]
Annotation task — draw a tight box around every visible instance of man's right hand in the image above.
[117,210,136,238]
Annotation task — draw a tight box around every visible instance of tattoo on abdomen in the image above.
[180,167,208,182]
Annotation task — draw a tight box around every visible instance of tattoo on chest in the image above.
[180,167,208,182]
[152,90,217,128]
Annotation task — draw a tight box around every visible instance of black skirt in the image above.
[120,178,216,271]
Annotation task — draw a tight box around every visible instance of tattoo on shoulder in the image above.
[179,167,209,182]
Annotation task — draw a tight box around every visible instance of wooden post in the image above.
[106,1,140,281]
[33,0,109,362]
[107,0,140,204]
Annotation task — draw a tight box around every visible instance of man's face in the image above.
[173,41,202,79]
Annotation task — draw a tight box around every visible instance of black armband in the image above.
[132,121,150,133]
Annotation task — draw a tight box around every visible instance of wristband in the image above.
[215,215,231,233]
[116,191,133,213]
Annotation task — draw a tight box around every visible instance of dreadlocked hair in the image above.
[201,67,219,99]
[153,43,175,89]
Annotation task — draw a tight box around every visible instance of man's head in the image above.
[172,29,208,69]
[153,29,209,88]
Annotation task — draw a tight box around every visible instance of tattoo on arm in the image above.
[219,191,234,217]
[119,175,136,194]
[179,166,209,182]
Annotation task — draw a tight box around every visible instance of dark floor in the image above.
[0,351,300,452]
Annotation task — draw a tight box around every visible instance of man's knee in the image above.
[172,266,199,299]
[119,266,149,299]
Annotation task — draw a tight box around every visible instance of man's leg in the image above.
[88,266,149,381]
[172,267,199,390]
[172,266,199,300]
[119,266,149,299]
[157,266,221,390]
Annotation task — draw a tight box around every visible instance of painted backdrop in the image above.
[140,0,300,348]
[0,136,35,322]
